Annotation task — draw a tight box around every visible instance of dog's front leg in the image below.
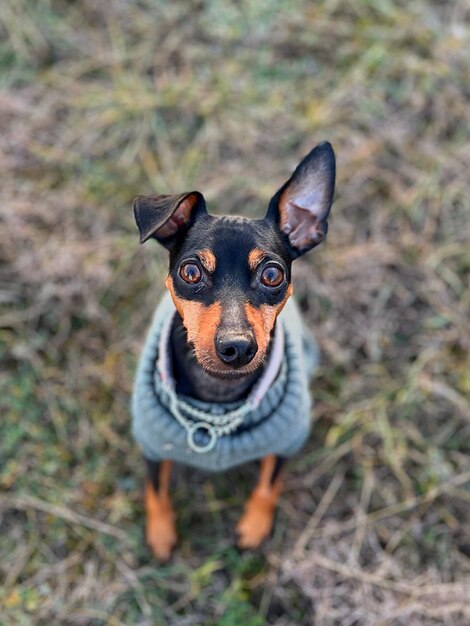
[236,455,284,549]
[145,458,177,560]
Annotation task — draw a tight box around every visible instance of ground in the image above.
[1,1,469,625]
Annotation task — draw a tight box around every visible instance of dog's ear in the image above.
[133,191,206,248]
[266,142,336,258]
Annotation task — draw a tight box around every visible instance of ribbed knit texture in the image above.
[132,294,318,471]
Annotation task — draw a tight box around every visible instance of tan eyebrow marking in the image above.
[248,248,267,271]
[198,249,216,273]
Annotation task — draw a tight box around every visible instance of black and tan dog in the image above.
[133,142,335,559]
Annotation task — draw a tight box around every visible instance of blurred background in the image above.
[1,1,469,624]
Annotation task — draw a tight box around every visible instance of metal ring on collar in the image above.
[187,422,218,453]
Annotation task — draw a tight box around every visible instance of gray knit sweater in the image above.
[132,294,318,472]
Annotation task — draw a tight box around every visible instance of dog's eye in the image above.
[261,265,284,288]
[180,262,202,284]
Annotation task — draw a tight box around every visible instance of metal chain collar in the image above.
[161,380,258,453]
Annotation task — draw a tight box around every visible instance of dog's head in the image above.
[134,142,335,379]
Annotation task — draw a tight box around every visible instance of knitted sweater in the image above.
[132,293,318,472]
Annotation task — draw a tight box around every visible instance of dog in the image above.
[132,141,336,559]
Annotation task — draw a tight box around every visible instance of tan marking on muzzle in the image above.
[166,276,222,369]
[244,285,293,361]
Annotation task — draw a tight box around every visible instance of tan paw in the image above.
[236,495,275,549]
[146,514,177,561]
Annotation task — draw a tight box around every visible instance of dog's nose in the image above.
[215,333,258,367]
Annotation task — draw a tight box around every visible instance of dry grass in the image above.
[1,1,469,624]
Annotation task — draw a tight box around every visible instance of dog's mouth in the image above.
[194,348,265,380]
[199,364,260,380]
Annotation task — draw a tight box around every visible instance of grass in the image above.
[1,0,469,624]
